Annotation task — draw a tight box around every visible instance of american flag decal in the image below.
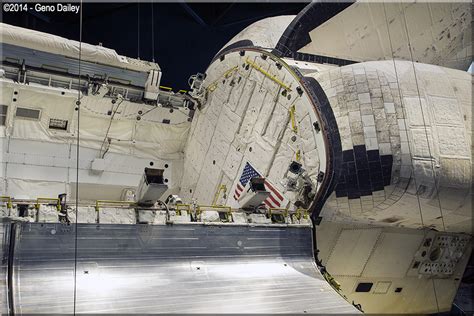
[234,162,286,208]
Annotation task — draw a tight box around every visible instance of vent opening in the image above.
[0,105,7,126]
[15,107,41,120]
[49,118,68,130]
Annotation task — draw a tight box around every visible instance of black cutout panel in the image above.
[355,282,373,293]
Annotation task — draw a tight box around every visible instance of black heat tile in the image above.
[370,171,383,182]
[336,182,346,191]
[345,174,358,187]
[383,176,392,186]
[380,155,393,166]
[343,150,355,162]
[357,171,371,189]
[339,173,346,182]
[355,158,368,170]
[347,162,357,174]
[347,190,361,199]
[353,145,367,157]
[367,150,380,162]
[335,186,348,197]
[340,162,348,177]
[360,189,373,197]
[382,165,392,178]
[368,161,382,172]
[372,182,384,191]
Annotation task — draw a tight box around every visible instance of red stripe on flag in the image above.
[234,183,244,199]
[268,194,281,207]
[264,200,274,208]
[264,181,283,200]
[236,183,243,192]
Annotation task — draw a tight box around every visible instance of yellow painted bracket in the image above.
[35,198,60,212]
[212,185,227,206]
[197,205,231,214]
[223,67,238,79]
[289,104,298,134]
[295,208,309,220]
[206,66,238,92]
[207,82,218,92]
[245,58,292,92]
[0,196,12,209]
[176,204,191,215]
[197,205,232,222]
[268,208,289,217]
[160,86,188,94]
[323,270,342,292]
[95,200,135,212]
[295,149,301,162]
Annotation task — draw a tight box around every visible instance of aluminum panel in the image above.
[9,223,358,314]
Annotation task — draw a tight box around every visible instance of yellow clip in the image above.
[245,58,292,91]
[296,150,301,162]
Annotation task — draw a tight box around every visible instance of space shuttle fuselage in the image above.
[0,1,472,314]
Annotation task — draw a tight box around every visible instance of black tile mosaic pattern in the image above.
[336,145,393,199]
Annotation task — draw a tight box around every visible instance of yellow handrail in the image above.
[159,85,173,91]
[197,205,231,214]
[206,66,238,92]
[245,58,292,91]
[95,200,135,212]
[197,205,232,222]
[35,197,60,211]
[175,204,191,215]
[268,208,289,217]
[289,104,298,134]
[212,185,227,206]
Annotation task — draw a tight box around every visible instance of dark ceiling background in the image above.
[3,2,309,89]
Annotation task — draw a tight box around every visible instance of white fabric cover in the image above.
[0,23,160,72]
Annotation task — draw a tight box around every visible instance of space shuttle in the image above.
[0,1,472,314]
